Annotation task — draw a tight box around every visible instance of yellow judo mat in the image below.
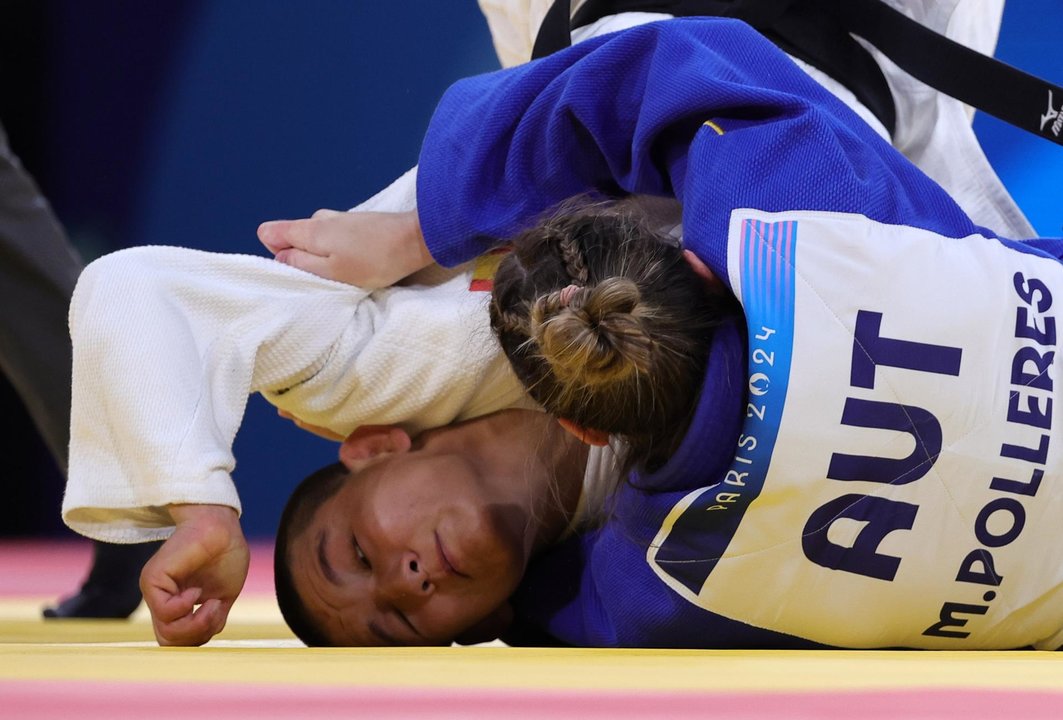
[3,540,1063,719]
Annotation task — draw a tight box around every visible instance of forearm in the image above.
[63,247,367,541]
[385,209,434,284]
[64,250,243,541]
[271,265,533,437]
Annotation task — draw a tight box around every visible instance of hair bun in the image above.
[531,277,653,387]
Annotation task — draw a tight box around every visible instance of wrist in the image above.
[167,504,246,557]
[403,209,434,277]
[167,503,239,528]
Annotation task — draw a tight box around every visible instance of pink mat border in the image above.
[4,681,1062,720]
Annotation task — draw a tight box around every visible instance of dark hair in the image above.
[490,197,739,471]
[273,461,349,646]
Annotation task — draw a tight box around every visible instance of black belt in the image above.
[532,0,1063,147]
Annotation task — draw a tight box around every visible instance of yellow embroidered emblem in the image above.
[469,246,511,292]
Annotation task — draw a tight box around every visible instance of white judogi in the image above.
[62,171,535,543]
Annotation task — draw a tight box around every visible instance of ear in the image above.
[682,249,725,292]
[338,425,412,469]
[454,602,514,646]
[557,418,610,447]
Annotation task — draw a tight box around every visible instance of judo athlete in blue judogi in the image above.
[410,17,1063,650]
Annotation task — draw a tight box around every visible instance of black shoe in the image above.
[42,540,163,619]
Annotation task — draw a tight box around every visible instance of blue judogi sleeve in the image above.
[416,17,1015,274]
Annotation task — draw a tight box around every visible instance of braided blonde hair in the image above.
[490,197,739,471]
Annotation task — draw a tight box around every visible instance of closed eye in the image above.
[317,531,340,585]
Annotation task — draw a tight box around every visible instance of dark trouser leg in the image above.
[0,125,80,463]
[0,122,161,618]
[42,540,161,619]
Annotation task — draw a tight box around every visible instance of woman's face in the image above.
[287,449,528,645]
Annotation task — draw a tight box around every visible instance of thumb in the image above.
[198,597,234,637]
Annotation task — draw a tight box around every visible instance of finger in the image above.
[293,419,345,442]
[274,247,335,279]
[258,219,317,254]
[154,600,223,647]
[146,585,202,624]
[204,598,233,637]
[257,220,292,253]
[140,562,178,599]
[311,208,342,220]
[278,408,344,441]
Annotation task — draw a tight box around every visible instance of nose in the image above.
[376,550,434,604]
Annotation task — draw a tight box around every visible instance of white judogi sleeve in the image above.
[62,171,532,543]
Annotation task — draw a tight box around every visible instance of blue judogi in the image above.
[417,18,1063,649]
